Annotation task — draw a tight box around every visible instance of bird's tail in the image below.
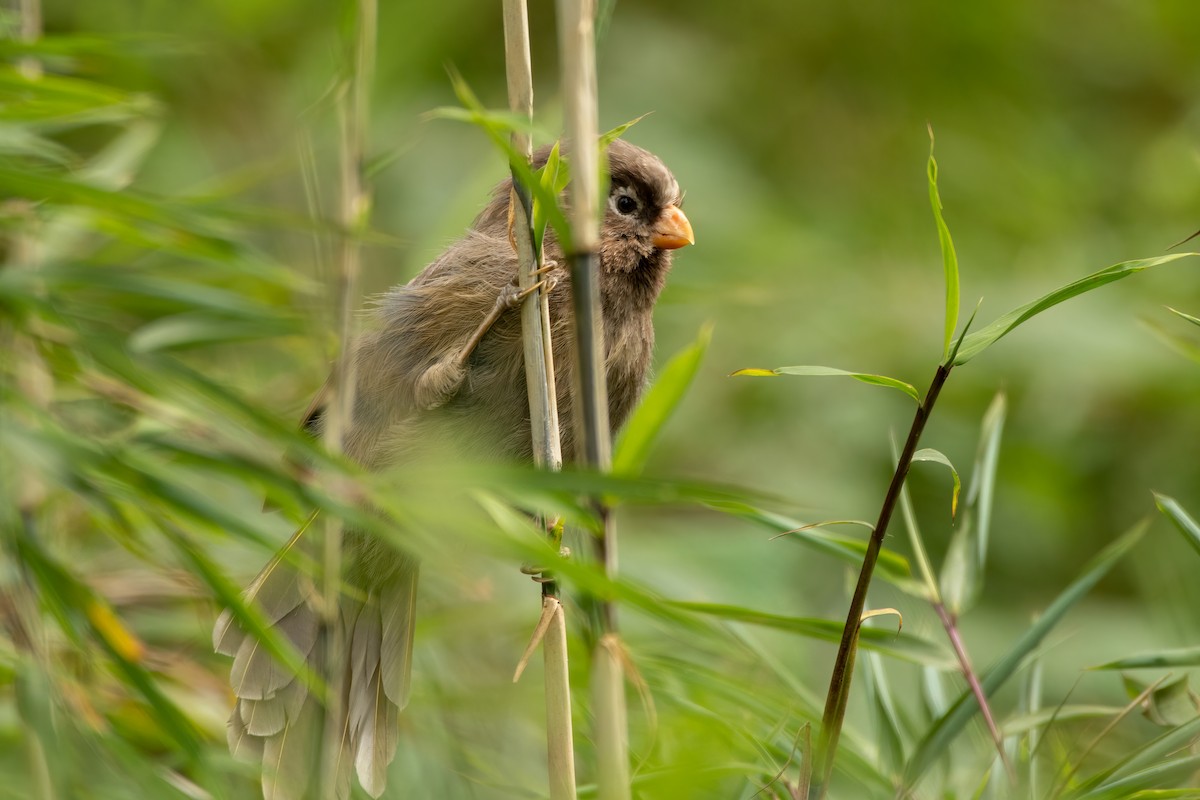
[214,529,418,800]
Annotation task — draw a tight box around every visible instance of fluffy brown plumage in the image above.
[214,138,692,799]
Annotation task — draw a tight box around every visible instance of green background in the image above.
[6,1,1200,797]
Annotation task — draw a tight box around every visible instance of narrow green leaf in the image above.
[0,124,76,164]
[1153,493,1200,560]
[927,127,960,359]
[442,70,573,251]
[912,448,961,518]
[128,312,302,352]
[1073,747,1200,799]
[903,521,1148,790]
[895,437,939,600]
[1001,705,1123,737]
[17,535,202,756]
[731,365,919,402]
[1075,714,1200,794]
[599,114,650,150]
[864,651,906,775]
[940,393,1006,614]
[729,506,917,591]
[671,601,954,667]
[614,324,710,476]
[954,254,1199,365]
[1165,306,1200,328]
[1092,646,1200,670]
[1143,316,1200,365]
[423,105,541,136]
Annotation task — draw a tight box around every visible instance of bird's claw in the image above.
[520,545,571,583]
[502,276,558,309]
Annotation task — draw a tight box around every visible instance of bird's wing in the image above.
[304,232,518,467]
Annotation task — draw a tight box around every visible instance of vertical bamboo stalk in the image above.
[320,0,376,793]
[502,4,575,798]
[7,3,54,798]
[555,2,630,799]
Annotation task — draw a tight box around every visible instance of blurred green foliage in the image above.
[4,1,1200,798]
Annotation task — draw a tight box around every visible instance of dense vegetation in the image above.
[3,2,1200,798]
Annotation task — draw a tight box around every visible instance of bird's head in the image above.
[477,138,692,306]
[599,138,693,283]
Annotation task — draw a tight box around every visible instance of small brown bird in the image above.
[213,138,693,799]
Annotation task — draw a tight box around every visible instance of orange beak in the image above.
[651,204,695,250]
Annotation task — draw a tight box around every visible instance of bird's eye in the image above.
[615,194,638,215]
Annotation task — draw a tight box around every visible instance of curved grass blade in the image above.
[1068,717,1200,799]
[912,448,961,518]
[902,521,1148,790]
[940,393,1007,614]
[1165,306,1200,328]
[728,506,917,591]
[1092,646,1200,670]
[731,365,919,402]
[927,126,960,359]
[1153,493,1200,560]
[438,69,573,251]
[614,324,710,477]
[670,601,954,667]
[863,651,906,776]
[953,254,1199,365]
[1143,315,1200,365]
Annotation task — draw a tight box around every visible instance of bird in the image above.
[213,137,693,799]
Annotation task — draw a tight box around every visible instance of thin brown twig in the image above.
[932,601,1016,782]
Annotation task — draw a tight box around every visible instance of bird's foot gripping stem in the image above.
[520,516,568,584]
[413,271,560,411]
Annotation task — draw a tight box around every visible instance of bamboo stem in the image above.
[555,1,629,798]
[320,0,375,793]
[810,364,952,799]
[502,1,575,797]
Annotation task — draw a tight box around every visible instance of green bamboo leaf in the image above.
[927,127,960,359]
[128,312,302,352]
[1018,657,1044,789]
[671,601,954,667]
[531,141,567,252]
[17,535,202,756]
[895,437,939,600]
[731,365,919,402]
[728,506,918,591]
[423,105,541,136]
[912,448,961,518]
[1080,714,1200,791]
[864,651,906,775]
[442,70,574,251]
[614,324,710,476]
[940,393,1006,614]
[0,124,76,164]
[1143,316,1200,365]
[903,521,1148,790]
[1165,306,1200,328]
[1072,748,1200,799]
[1001,705,1124,736]
[953,254,1200,365]
[1153,493,1200,560]
[599,114,649,151]
[1092,646,1200,670]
